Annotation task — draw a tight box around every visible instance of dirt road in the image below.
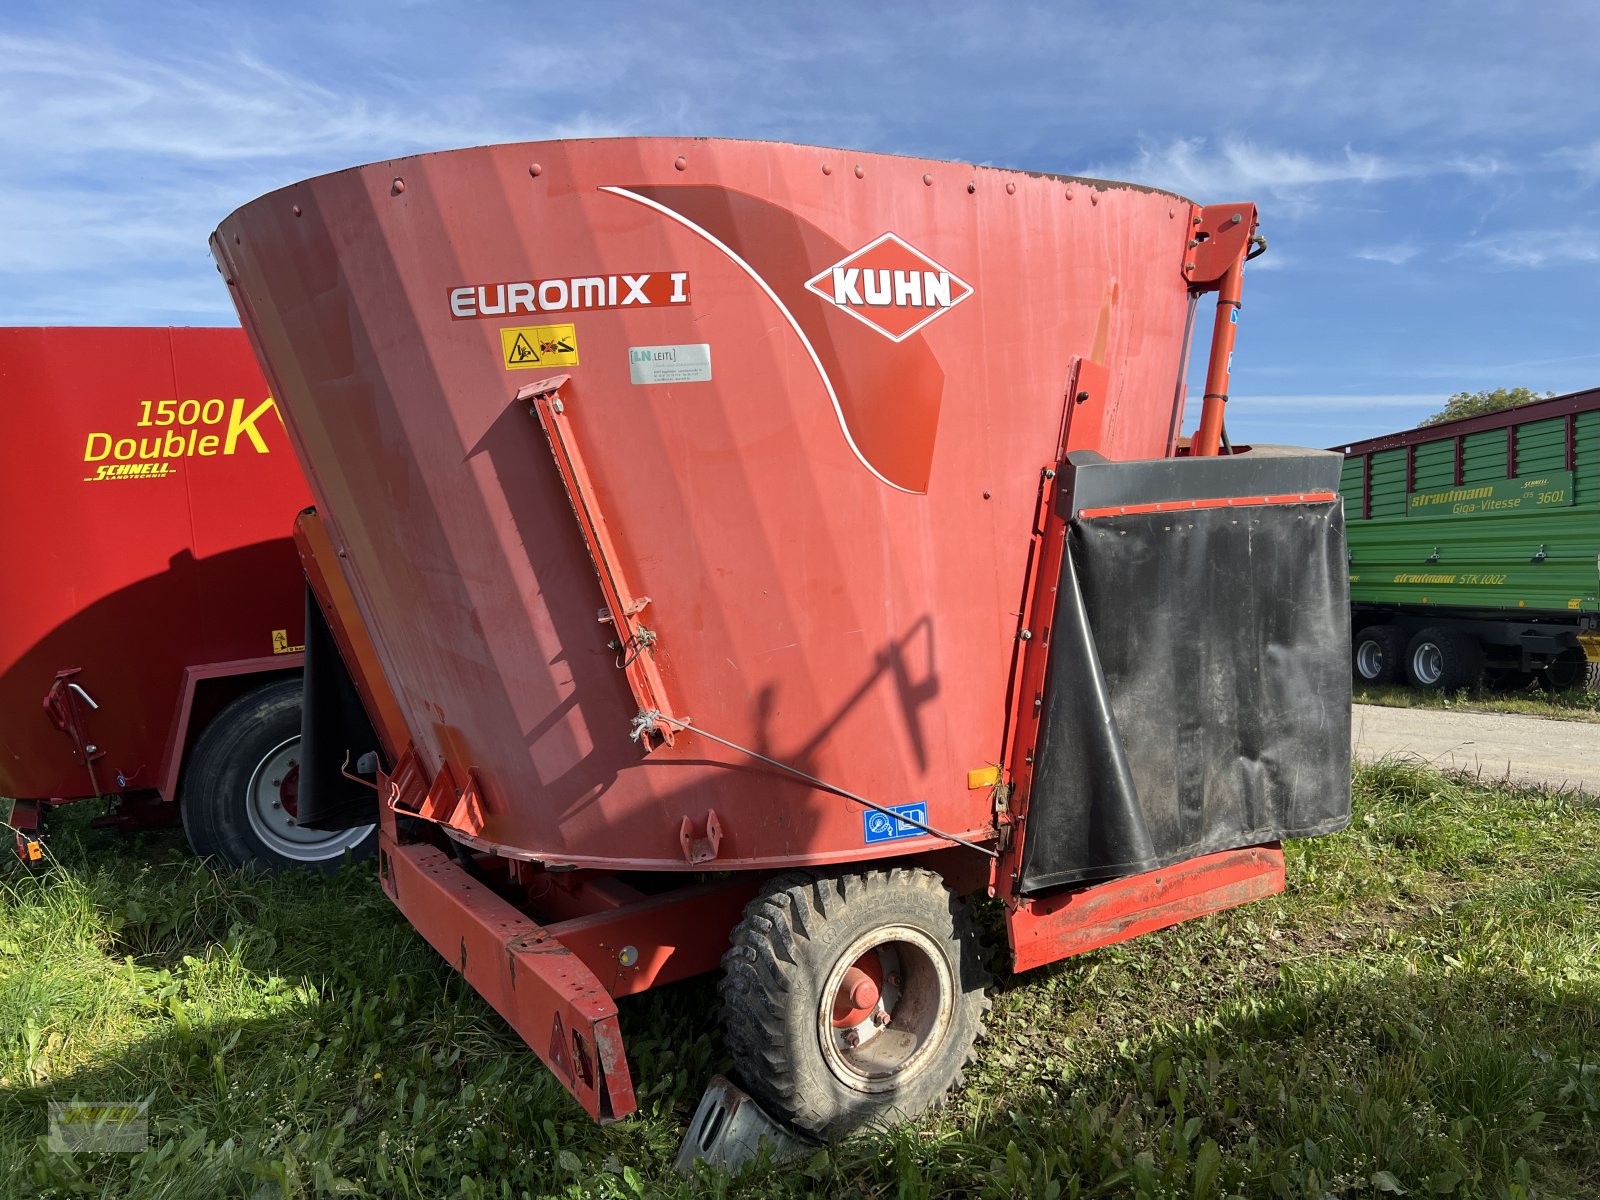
[1352,703,1600,793]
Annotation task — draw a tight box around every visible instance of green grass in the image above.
[2,764,1597,1199]
[1355,682,1600,723]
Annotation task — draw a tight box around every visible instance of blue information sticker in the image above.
[862,803,929,844]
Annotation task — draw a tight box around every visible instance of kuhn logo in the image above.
[804,234,973,342]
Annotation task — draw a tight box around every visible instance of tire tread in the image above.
[717,866,989,1138]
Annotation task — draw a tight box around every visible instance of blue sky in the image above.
[4,1,1598,448]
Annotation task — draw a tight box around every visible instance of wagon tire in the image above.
[1352,625,1406,685]
[1539,648,1589,693]
[718,868,989,1140]
[180,678,376,874]
[1404,627,1482,692]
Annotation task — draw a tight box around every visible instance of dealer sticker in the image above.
[628,344,712,385]
[862,803,929,844]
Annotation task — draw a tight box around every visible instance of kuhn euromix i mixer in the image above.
[210,137,1351,1141]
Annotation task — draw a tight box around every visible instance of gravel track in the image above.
[1353,702,1600,793]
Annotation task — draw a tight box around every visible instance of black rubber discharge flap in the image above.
[296,585,384,832]
[1019,448,1352,894]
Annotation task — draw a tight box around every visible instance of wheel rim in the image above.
[817,926,954,1094]
[1546,660,1582,690]
[1355,640,1385,680]
[244,736,374,862]
[1412,642,1444,686]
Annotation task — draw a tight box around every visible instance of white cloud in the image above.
[0,32,557,165]
[0,26,629,315]
[1353,242,1422,265]
[1548,141,1600,180]
[1227,393,1449,410]
[1088,138,1387,199]
[1178,393,1451,449]
[1461,229,1600,268]
[1190,396,1452,416]
[1085,137,1499,207]
[0,1,1594,341]
[1243,250,1293,272]
[1395,350,1600,380]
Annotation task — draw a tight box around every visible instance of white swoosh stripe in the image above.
[599,185,915,495]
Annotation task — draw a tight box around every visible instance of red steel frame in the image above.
[988,380,1298,972]
[375,744,767,1121]
[301,415,1298,1124]
[1187,203,1259,458]
[155,654,304,802]
[521,374,679,749]
[228,142,1297,1125]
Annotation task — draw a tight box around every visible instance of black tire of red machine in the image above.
[718,868,990,1139]
[1352,625,1406,685]
[1403,627,1484,692]
[180,678,377,874]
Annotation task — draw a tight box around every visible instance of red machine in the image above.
[0,327,375,870]
[213,138,1351,1134]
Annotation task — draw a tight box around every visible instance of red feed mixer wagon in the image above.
[0,327,376,871]
[211,138,1352,1137]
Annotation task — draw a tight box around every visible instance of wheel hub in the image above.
[818,927,952,1093]
[245,736,375,863]
[832,964,882,1025]
[1414,643,1443,686]
[278,762,299,816]
[1356,641,1383,679]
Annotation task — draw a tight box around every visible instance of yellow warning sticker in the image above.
[501,324,579,370]
[271,629,305,655]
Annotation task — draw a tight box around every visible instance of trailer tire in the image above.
[718,868,989,1140]
[1404,627,1482,691]
[1539,648,1588,693]
[1352,625,1406,685]
[180,678,377,874]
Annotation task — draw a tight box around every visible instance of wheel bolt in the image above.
[872,1009,891,1027]
[271,800,281,809]
[842,1030,860,1049]
[886,972,902,988]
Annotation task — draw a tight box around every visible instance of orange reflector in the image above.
[967,765,1001,790]
[25,840,43,862]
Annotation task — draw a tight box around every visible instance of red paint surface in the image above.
[213,138,1214,872]
[1007,844,1286,972]
[378,751,638,1120]
[1076,491,1338,519]
[378,833,637,1122]
[0,328,312,802]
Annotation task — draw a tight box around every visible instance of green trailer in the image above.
[1337,388,1600,690]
